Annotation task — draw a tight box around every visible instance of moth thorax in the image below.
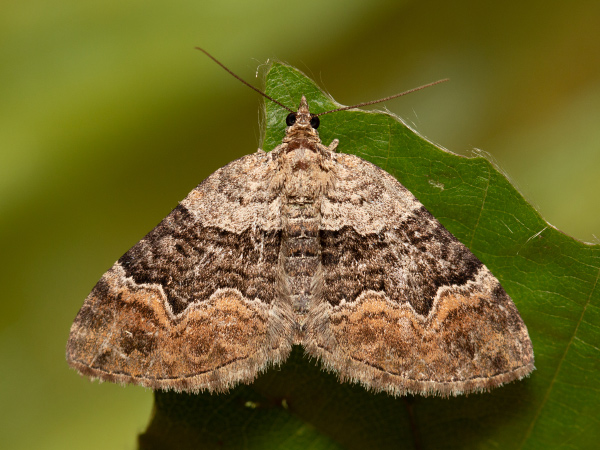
[280,146,328,199]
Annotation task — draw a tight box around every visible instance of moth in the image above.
[67,49,534,397]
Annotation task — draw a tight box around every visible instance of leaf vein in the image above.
[518,264,600,447]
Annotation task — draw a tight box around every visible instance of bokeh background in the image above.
[1,1,599,449]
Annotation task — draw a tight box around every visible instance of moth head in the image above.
[285,96,320,131]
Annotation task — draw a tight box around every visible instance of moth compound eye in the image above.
[286,113,297,126]
[310,116,320,129]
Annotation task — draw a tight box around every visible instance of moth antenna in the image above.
[315,78,449,117]
[196,47,295,113]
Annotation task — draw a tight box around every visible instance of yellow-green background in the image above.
[1,1,599,449]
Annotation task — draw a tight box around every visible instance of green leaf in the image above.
[140,63,600,450]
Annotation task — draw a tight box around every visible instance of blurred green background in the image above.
[1,1,599,449]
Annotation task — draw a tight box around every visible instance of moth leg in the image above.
[327,139,339,152]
